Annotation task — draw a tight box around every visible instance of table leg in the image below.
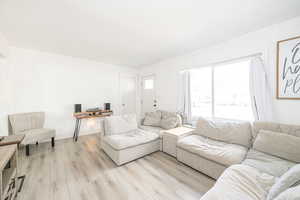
[73,119,79,141]
[17,175,26,192]
[75,119,81,142]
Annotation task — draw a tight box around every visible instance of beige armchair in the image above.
[8,112,56,156]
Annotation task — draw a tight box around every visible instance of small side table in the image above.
[0,135,25,148]
[0,134,26,194]
[162,127,194,157]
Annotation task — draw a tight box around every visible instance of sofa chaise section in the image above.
[101,114,160,166]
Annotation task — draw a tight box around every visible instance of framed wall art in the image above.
[277,35,300,99]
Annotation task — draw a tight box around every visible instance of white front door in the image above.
[141,74,157,115]
[119,74,137,115]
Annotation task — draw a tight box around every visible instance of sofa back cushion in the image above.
[253,121,300,140]
[160,110,181,130]
[9,112,45,134]
[104,114,137,135]
[253,130,300,163]
[143,110,162,127]
[194,117,252,147]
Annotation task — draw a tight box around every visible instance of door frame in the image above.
[141,73,157,115]
[118,72,138,115]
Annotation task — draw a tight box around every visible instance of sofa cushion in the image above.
[252,121,300,140]
[194,117,252,147]
[267,164,300,200]
[103,129,159,150]
[243,149,295,177]
[177,135,248,166]
[200,164,276,200]
[160,110,181,129]
[139,125,164,138]
[273,185,300,200]
[253,130,300,163]
[143,110,162,127]
[21,128,56,145]
[104,114,138,135]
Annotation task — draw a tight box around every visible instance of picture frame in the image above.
[277,35,300,99]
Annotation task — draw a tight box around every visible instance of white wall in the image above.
[0,32,13,136]
[141,16,300,125]
[1,47,138,138]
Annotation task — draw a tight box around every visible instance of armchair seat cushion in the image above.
[103,129,159,150]
[177,135,248,166]
[21,128,56,145]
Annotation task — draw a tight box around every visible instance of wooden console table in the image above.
[0,145,18,200]
[73,111,113,142]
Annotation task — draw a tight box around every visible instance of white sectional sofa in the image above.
[101,114,160,165]
[101,113,300,199]
[199,121,300,200]
[177,117,252,179]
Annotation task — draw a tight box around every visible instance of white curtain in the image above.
[177,70,192,124]
[249,56,273,121]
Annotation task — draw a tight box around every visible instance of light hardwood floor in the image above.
[18,134,215,200]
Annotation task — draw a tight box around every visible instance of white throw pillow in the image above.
[194,117,252,147]
[253,130,300,163]
[160,111,179,130]
[273,185,300,200]
[143,110,162,127]
[267,164,300,200]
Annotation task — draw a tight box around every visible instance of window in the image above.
[190,59,253,121]
[190,67,212,118]
[144,79,154,89]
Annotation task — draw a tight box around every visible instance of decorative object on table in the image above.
[86,107,101,115]
[277,35,300,99]
[73,110,113,142]
[74,104,82,113]
[8,112,56,156]
[104,103,111,111]
[0,145,18,200]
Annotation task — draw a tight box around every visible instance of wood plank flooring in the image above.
[18,134,215,200]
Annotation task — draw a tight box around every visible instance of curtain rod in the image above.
[182,52,263,71]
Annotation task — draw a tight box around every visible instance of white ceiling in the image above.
[0,0,299,67]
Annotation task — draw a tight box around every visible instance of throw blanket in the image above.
[201,164,276,200]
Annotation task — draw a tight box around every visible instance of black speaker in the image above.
[74,104,82,113]
[104,103,110,111]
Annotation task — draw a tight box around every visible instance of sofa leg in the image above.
[51,137,55,147]
[25,145,30,156]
